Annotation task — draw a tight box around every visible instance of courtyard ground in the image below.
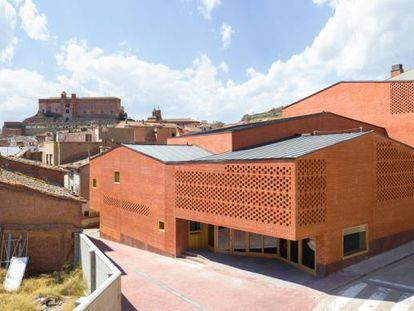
[85,230,414,311]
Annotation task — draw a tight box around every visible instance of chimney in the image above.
[61,91,67,98]
[391,64,404,78]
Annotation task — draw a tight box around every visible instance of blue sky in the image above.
[12,0,331,83]
[0,0,413,125]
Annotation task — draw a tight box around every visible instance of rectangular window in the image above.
[114,171,120,183]
[158,221,165,231]
[343,225,368,258]
[189,221,202,232]
[92,179,97,188]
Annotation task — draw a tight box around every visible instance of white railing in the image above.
[74,234,122,311]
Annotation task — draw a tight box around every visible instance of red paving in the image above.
[87,232,322,311]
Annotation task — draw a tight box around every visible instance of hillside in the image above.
[240,107,283,123]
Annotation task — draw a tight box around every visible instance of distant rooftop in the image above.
[123,144,212,163]
[0,146,21,157]
[195,131,371,162]
[388,69,414,81]
[60,158,89,169]
[0,168,84,201]
[5,156,68,172]
[179,112,328,137]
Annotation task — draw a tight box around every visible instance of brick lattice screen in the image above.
[175,164,293,227]
[390,82,414,114]
[297,159,327,226]
[376,142,414,202]
[103,195,150,216]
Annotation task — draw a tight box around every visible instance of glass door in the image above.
[233,230,247,254]
[207,224,215,250]
[279,239,288,259]
[263,236,278,255]
[217,226,231,253]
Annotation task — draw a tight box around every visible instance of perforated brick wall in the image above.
[297,159,327,226]
[175,164,293,227]
[390,83,414,114]
[103,195,151,216]
[376,142,414,202]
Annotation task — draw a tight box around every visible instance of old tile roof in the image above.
[194,131,371,162]
[123,144,212,163]
[0,168,84,202]
[6,156,68,172]
[60,158,89,169]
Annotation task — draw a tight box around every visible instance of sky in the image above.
[0,0,414,126]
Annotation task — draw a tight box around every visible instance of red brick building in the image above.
[168,112,387,153]
[37,91,122,121]
[283,66,414,147]
[90,114,414,276]
[0,168,83,272]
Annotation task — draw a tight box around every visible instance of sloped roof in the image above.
[123,144,212,163]
[0,146,21,157]
[388,69,414,81]
[0,168,84,202]
[194,131,371,162]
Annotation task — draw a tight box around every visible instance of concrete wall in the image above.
[75,234,121,311]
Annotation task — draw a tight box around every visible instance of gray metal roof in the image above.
[388,69,414,81]
[123,144,212,162]
[195,132,371,162]
[0,146,21,157]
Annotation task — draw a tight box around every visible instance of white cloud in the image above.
[19,0,49,40]
[198,0,221,19]
[312,0,339,8]
[1,0,414,127]
[220,23,234,49]
[219,61,229,73]
[0,0,18,62]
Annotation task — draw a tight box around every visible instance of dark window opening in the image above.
[343,225,367,257]
[290,240,299,263]
[158,221,165,231]
[302,238,315,270]
[189,221,202,232]
[114,171,120,183]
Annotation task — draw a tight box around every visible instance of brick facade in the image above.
[90,131,414,276]
[283,82,414,147]
[168,112,387,153]
[0,183,82,272]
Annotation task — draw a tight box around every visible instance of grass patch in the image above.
[0,265,86,310]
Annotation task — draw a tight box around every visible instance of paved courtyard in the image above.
[86,231,414,311]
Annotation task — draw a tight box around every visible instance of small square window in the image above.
[158,221,165,231]
[114,171,120,183]
[92,179,97,188]
[343,225,368,258]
